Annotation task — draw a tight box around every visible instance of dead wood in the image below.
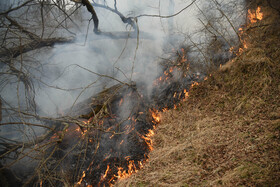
[81,0,99,33]
[0,37,74,60]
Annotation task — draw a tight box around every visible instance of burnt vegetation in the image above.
[116,0,280,186]
[0,0,279,186]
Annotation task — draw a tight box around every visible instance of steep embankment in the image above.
[116,2,280,187]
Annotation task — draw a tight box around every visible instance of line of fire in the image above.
[0,0,268,186]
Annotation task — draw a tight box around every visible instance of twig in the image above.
[136,0,196,19]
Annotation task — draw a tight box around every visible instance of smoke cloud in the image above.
[0,0,247,185]
[27,0,202,116]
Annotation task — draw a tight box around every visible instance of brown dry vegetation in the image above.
[116,2,280,187]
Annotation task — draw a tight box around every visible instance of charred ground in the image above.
[116,1,280,186]
[0,1,279,186]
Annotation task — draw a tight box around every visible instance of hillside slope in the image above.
[116,2,280,187]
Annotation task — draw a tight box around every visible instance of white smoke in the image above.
[28,0,202,116]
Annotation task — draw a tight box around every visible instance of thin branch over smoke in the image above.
[0,37,74,60]
[92,1,137,30]
[72,0,99,33]
[136,0,196,19]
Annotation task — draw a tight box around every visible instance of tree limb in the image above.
[81,0,99,33]
[0,37,74,60]
[92,2,136,30]
[136,0,196,19]
[5,15,40,41]
[0,0,34,16]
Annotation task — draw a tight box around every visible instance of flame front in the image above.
[150,109,161,123]
[100,165,110,181]
[140,129,155,151]
[248,6,263,24]
[233,6,264,55]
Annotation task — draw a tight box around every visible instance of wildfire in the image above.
[150,109,161,123]
[183,89,189,101]
[75,126,88,136]
[241,7,263,53]
[162,108,168,112]
[191,82,199,88]
[234,6,264,55]
[100,165,110,181]
[141,129,155,151]
[76,171,86,185]
[114,159,144,181]
[73,42,209,187]
[248,6,263,24]
[169,67,174,73]
[153,66,177,85]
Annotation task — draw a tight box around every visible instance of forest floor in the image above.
[116,2,280,187]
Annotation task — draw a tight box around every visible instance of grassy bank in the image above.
[116,2,280,186]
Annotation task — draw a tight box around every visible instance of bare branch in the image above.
[79,0,99,33]
[92,2,136,30]
[0,37,74,59]
[5,15,40,41]
[0,0,34,16]
[136,0,196,19]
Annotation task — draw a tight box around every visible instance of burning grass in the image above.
[115,2,280,186]
[1,2,279,186]
[0,38,202,186]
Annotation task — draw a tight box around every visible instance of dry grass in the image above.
[115,3,280,187]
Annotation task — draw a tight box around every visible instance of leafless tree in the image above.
[0,0,247,185]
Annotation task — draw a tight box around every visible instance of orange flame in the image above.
[75,126,88,136]
[100,165,110,181]
[115,159,144,180]
[248,6,263,24]
[76,171,86,185]
[238,27,248,52]
[141,129,155,151]
[169,67,174,73]
[191,82,199,88]
[162,108,168,112]
[235,7,264,55]
[150,109,161,123]
[256,7,263,20]
[183,89,189,102]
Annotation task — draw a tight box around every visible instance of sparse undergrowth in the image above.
[116,2,280,187]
